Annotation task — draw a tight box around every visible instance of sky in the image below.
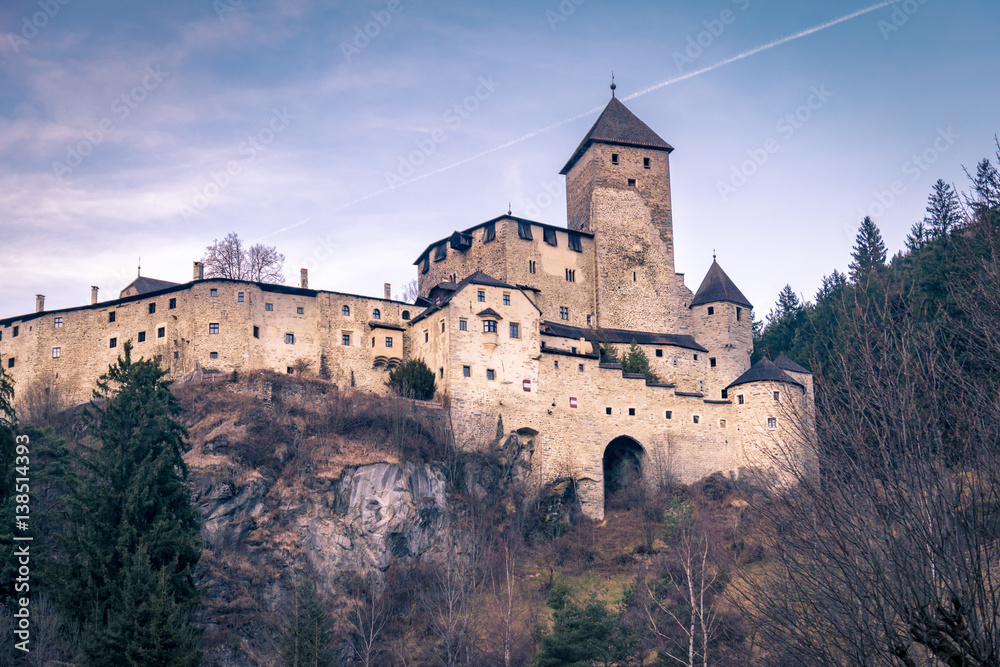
[1,0,998,320]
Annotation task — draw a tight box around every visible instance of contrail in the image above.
[269,1,895,239]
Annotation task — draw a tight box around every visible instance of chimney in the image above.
[193,261,204,280]
[91,286,99,305]
[36,294,45,313]
[300,268,308,289]
[384,282,391,300]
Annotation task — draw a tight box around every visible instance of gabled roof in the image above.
[409,271,534,325]
[540,321,707,353]
[120,276,180,296]
[689,260,752,309]
[727,358,803,390]
[477,308,502,319]
[774,354,810,375]
[560,96,673,174]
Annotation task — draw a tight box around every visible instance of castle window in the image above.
[693,354,698,361]
[463,365,471,377]
[421,256,429,274]
[710,357,716,367]
[628,408,635,416]
[627,178,637,187]
[211,289,218,297]
[386,337,393,348]
[109,338,117,348]
[517,222,533,240]
[693,415,700,424]
[287,367,294,374]
[503,293,510,306]
[565,269,575,282]
[265,303,273,311]
[342,305,350,316]
[169,298,177,309]
[209,323,219,334]
[6,358,13,368]
[568,234,583,252]
[559,307,569,320]
[510,323,520,339]
[210,352,218,359]
[297,307,304,314]
[571,347,577,354]
[439,367,444,378]
[450,274,457,283]
[424,331,429,342]
[611,153,619,165]
[768,417,777,429]
[578,363,584,372]
[477,290,485,302]
[483,320,497,333]
[254,326,260,338]
[238,292,244,302]
[543,228,557,246]
[738,394,744,404]
[434,243,447,262]
[708,306,714,315]
[441,321,445,333]
[402,311,410,320]
[774,391,780,401]
[52,347,60,359]
[459,319,467,331]
[720,419,727,428]
[486,369,495,381]
[373,309,380,319]
[586,314,592,326]
[606,407,612,415]
[148,303,156,314]
[54,317,62,328]
[12,326,18,337]
[285,333,295,344]
[722,389,728,399]
[107,313,114,323]
[665,410,672,419]
[372,338,376,347]
[736,307,742,321]
[633,272,637,282]
[158,327,165,338]
[482,222,496,243]
[554,360,559,369]
[342,334,350,345]
[643,157,650,169]
[138,331,146,342]
[173,351,178,359]
[529,260,536,274]
[655,349,663,357]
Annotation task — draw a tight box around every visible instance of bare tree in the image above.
[344,573,387,667]
[203,232,285,283]
[422,543,482,667]
[396,279,419,303]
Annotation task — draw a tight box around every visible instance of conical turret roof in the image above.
[560,96,673,174]
[774,354,810,375]
[689,260,752,309]
[727,358,802,390]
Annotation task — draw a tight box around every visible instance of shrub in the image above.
[621,340,658,382]
[386,359,436,400]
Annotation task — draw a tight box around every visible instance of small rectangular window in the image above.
[297,307,304,314]
[463,365,471,377]
[628,408,635,416]
[441,321,445,333]
[611,153,619,165]
[578,363,584,372]
[773,391,780,401]
[424,331,429,342]
[254,326,260,338]
[643,157,650,169]
[238,292,244,302]
[52,347,60,359]
[708,306,714,315]
[110,337,117,348]
[459,319,467,331]
[559,306,568,320]
[169,298,176,309]
[586,314,592,326]
[210,351,218,359]
[148,303,156,314]
[694,354,698,361]
[565,269,575,282]
[173,351,179,359]
[554,360,559,369]
[722,389,728,399]
[287,367,294,374]
[529,260,536,274]
[477,291,485,302]
[710,357,716,368]
[720,419,727,428]
[6,358,13,368]
[209,323,219,334]
[285,333,295,344]
[483,320,497,333]
[342,334,350,345]
[627,178,636,187]
[138,331,146,342]
[54,317,62,328]
[434,243,447,261]
[693,415,700,424]
[606,407,612,415]
[510,323,519,339]
[482,222,496,243]
[265,303,273,311]
[655,349,663,357]
[158,327,165,338]
[517,222,533,240]
[108,313,115,323]
[736,307,742,321]
[738,394,744,405]
[342,305,350,316]
[486,369,495,380]
[665,410,672,419]
[503,294,510,306]
[210,289,218,297]
[439,367,444,378]
[768,417,777,429]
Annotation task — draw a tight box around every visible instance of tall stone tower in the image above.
[561,89,681,332]
[689,259,754,399]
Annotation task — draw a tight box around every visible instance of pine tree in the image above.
[849,216,887,283]
[923,179,964,239]
[281,579,334,667]
[905,220,928,253]
[57,342,201,665]
[766,285,802,326]
[621,340,657,382]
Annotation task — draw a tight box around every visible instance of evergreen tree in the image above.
[386,358,436,400]
[849,216,887,283]
[621,340,657,382]
[0,358,19,607]
[281,579,334,667]
[905,220,928,253]
[967,155,1000,221]
[533,581,636,667]
[923,179,964,239]
[57,342,201,666]
[766,285,802,326]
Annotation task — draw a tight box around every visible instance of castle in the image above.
[0,90,816,518]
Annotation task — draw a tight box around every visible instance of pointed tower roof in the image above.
[774,354,810,375]
[727,358,803,390]
[689,259,752,309]
[560,96,673,174]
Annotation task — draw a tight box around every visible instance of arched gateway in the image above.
[603,436,644,511]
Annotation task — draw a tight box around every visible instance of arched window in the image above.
[342,305,350,316]
[372,309,381,320]
[402,310,410,320]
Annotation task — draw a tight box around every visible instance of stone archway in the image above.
[603,436,644,511]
